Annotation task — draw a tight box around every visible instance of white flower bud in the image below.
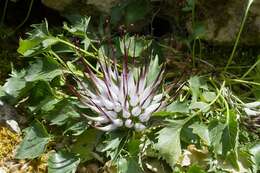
[125,119,133,128]
[139,112,150,122]
[122,109,131,118]
[130,94,139,107]
[113,119,123,127]
[134,123,146,131]
[132,106,142,117]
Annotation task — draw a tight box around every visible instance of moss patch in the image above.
[0,125,48,172]
[0,126,20,160]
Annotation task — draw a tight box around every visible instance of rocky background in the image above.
[40,0,260,45]
[0,0,260,94]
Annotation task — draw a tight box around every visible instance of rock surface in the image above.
[41,0,120,14]
[41,0,260,45]
[0,100,21,133]
[195,0,260,45]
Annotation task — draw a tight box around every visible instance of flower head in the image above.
[73,51,166,131]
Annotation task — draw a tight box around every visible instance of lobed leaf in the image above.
[155,119,187,168]
[15,120,50,159]
[190,122,210,145]
[48,151,80,173]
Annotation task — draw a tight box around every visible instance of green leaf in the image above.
[190,122,210,145]
[155,119,187,168]
[27,81,54,106]
[119,35,151,58]
[222,111,239,158]
[43,100,80,126]
[24,57,62,82]
[30,97,59,112]
[102,137,121,153]
[48,151,80,173]
[209,120,226,155]
[209,111,239,166]
[220,150,254,173]
[187,165,206,173]
[153,111,174,117]
[127,139,140,157]
[188,76,201,102]
[71,129,102,162]
[3,68,27,98]
[0,86,6,97]
[28,21,49,39]
[125,157,143,173]
[2,57,61,101]
[17,22,59,57]
[188,76,208,102]
[15,120,50,159]
[166,101,189,113]
[189,101,210,112]
[63,17,90,37]
[201,91,216,102]
[250,143,260,172]
[146,55,161,85]
[63,122,88,136]
[101,136,122,160]
[3,75,27,98]
[117,156,143,173]
[42,37,58,48]
[17,38,43,56]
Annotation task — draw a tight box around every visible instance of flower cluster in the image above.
[74,56,166,131]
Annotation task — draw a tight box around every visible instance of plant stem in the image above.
[185,80,226,124]
[50,50,102,76]
[192,39,197,67]
[241,56,260,79]
[227,78,260,86]
[191,0,195,28]
[223,0,254,73]
[56,38,102,75]
[191,0,196,68]
[13,0,34,32]
[57,37,121,71]
[0,0,8,26]
[57,38,96,58]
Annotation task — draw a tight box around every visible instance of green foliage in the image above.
[119,35,152,58]
[48,151,80,173]
[15,120,50,159]
[250,143,260,172]
[155,119,186,168]
[71,129,102,162]
[190,122,210,146]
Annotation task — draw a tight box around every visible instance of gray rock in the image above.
[41,0,73,11]
[41,0,120,14]
[0,100,21,133]
[192,0,260,45]
[40,0,260,45]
